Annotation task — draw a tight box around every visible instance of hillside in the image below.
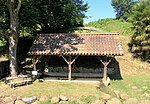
[84,18,150,76]
[0,18,149,77]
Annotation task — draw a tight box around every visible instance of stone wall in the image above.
[1,92,150,104]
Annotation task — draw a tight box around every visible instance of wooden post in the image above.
[62,55,79,80]
[32,56,41,71]
[103,62,108,82]
[98,56,112,82]
[33,56,36,71]
[68,56,72,81]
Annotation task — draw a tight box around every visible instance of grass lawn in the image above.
[110,75,150,98]
[0,81,101,98]
[0,75,150,100]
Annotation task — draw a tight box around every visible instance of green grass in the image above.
[40,100,80,104]
[110,75,150,99]
[85,18,133,36]
[0,81,102,97]
[40,100,51,104]
[0,75,150,100]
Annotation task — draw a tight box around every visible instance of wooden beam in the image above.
[62,56,69,64]
[71,55,79,64]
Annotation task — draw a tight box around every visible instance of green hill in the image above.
[84,18,150,76]
[85,18,133,36]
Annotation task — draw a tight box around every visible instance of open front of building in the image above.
[28,33,124,82]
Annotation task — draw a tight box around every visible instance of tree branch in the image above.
[7,0,21,15]
[7,0,12,13]
[16,0,21,15]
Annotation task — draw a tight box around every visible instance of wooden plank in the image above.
[6,75,32,88]
[7,79,32,88]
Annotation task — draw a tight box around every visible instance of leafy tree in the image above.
[19,0,88,33]
[0,0,88,76]
[111,0,135,20]
[129,0,150,62]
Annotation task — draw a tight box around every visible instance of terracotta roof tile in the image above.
[28,33,124,56]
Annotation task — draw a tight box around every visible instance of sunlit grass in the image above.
[110,75,150,98]
[0,81,101,97]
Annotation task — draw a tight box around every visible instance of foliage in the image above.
[19,0,88,33]
[128,0,150,62]
[111,0,135,20]
[0,0,88,38]
[0,0,9,41]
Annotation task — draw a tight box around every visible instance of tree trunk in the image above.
[7,0,21,77]
[9,33,18,76]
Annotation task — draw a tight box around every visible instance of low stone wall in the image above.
[1,92,150,104]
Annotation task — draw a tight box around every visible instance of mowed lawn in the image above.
[0,74,150,100]
[0,81,102,97]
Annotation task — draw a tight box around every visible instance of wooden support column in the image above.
[68,56,72,81]
[32,56,41,71]
[98,56,112,82]
[32,56,36,71]
[103,61,109,81]
[62,55,79,81]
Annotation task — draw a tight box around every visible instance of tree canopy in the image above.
[111,0,135,20]
[19,0,88,33]
[129,0,150,62]
[0,0,88,40]
[111,0,150,62]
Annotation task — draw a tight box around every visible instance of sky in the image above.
[83,0,116,23]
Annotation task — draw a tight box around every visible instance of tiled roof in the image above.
[28,33,124,56]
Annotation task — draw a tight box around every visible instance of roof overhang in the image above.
[28,33,124,56]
